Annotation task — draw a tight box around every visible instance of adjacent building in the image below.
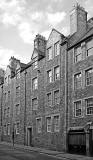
[0,3,93,156]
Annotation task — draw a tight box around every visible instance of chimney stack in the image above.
[70,3,87,35]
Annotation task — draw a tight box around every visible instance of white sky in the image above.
[0,0,93,69]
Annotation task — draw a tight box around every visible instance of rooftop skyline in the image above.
[0,0,93,69]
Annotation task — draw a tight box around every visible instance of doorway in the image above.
[89,129,93,156]
[68,130,86,155]
[27,127,32,146]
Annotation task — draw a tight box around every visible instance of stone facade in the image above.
[0,3,93,155]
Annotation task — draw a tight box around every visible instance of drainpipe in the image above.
[0,84,3,141]
[65,43,69,152]
[61,39,68,152]
[24,70,27,145]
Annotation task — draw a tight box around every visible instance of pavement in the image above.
[0,141,93,160]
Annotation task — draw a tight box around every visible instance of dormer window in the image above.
[47,47,52,60]
[54,42,60,56]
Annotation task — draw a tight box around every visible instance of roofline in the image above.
[20,63,32,72]
[21,55,45,73]
[47,28,65,42]
[68,32,93,50]
[52,28,64,36]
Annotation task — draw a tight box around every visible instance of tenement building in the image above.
[0,3,93,156]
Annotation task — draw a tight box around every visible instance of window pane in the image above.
[37,118,42,133]
[47,93,52,106]
[85,68,93,86]
[7,107,10,117]
[87,39,93,50]
[75,46,82,62]
[16,104,20,115]
[54,66,60,80]
[86,98,93,115]
[4,125,7,135]
[87,48,93,57]
[74,101,82,117]
[32,98,38,110]
[47,70,52,83]
[46,117,51,132]
[54,115,59,132]
[54,90,60,105]
[16,86,20,97]
[47,47,52,60]
[7,124,10,135]
[54,42,59,56]
[32,78,38,90]
[74,73,81,89]
[16,122,20,134]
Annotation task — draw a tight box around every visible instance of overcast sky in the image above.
[0,0,93,69]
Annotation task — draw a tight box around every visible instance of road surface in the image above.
[0,143,67,160]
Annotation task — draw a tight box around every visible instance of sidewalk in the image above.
[0,141,93,160]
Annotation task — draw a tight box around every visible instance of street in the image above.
[0,144,66,160]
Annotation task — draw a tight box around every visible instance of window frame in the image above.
[32,97,38,110]
[47,70,52,83]
[15,122,20,135]
[7,107,10,117]
[46,116,52,132]
[54,90,60,105]
[4,124,7,135]
[47,92,52,106]
[54,66,60,81]
[86,39,93,57]
[54,41,60,56]
[74,45,82,63]
[15,104,20,115]
[4,108,7,118]
[85,97,93,115]
[85,68,93,86]
[8,90,10,101]
[47,47,52,60]
[7,123,10,135]
[74,100,82,117]
[54,115,60,132]
[74,72,82,90]
[32,77,38,90]
[36,117,42,133]
[16,86,20,97]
